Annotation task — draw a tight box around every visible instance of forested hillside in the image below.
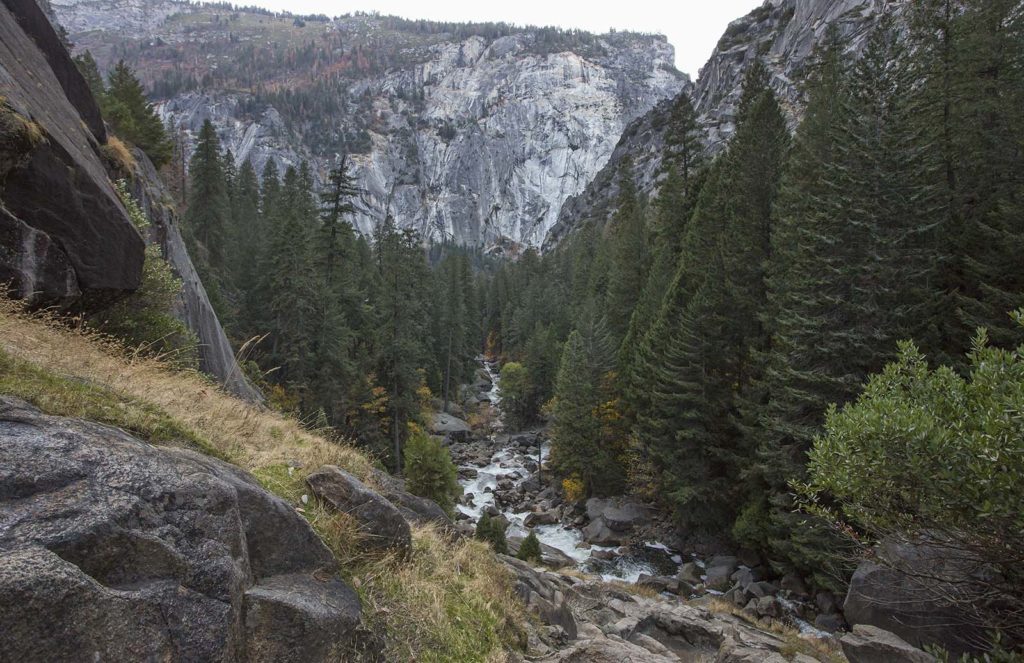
[482,0,1024,637]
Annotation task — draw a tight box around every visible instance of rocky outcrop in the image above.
[501,553,812,662]
[306,465,413,556]
[0,0,143,306]
[0,396,372,661]
[841,624,937,663]
[547,0,903,249]
[53,1,686,248]
[430,410,472,443]
[126,146,262,403]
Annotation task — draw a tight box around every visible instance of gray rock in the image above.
[780,572,809,597]
[0,0,143,308]
[0,397,367,661]
[581,517,625,546]
[429,411,472,443]
[306,465,412,555]
[814,612,847,633]
[678,561,703,584]
[507,536,576,569]
[844,542,987,655]
[524,510,560,527]
[499,555,578,639]
[705,556,739,591]
[841,624,937,663]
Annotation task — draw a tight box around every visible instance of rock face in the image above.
[547,0,903,249]
[0,397,371,661]
[127,146,262,402]
[0,0,143,306]
[52,0,686,248]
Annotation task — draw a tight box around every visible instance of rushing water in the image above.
[456,361,681,582]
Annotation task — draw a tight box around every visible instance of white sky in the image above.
[236,0,765,78]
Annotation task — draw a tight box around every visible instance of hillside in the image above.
[51,0,685,248]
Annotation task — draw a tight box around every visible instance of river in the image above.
[455,361,683,582]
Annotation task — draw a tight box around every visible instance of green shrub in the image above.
[499,361,531,429]
[403,426,461,515]
[89,181,198,366]
[475,513,508,555]
[799,316,1024,638]
[517,530,542,564]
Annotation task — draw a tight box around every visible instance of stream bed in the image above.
[455,361,681,583]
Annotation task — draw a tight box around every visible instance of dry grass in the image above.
[0,299,528,661]
[707,598,847,663]
[100,136,138,178]
[358,525,526,662]
[0,298,373,482]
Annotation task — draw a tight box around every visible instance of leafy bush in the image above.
[799,318,1024,639]
[517,530,542,564]
[89,181,198,366]
[475,513,508,554]
[562,475,585,503]
[403,426,461,515]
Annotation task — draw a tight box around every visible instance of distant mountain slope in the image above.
[52,0,686,248]
[546,0,903,249]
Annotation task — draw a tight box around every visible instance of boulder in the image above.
[582,517,626,546]
[0,397,368,661]
[678,561,703,584]
[840,625,936,663]
[524,510,560,527]
[0,0,144,308]
[306,466,412,555]
[584,497,651,532]
[507,536,576,569]
[704,556,739,591]
[844,542,987,655]
[536,635,677,662]
[383,487,454,530]
[428,411,472,443]
[814,612,846,633]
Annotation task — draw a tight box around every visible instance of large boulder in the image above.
[507,536,576,569]
[0,397,368,661]
[429,411,472,443]
[840,625,936,663]
[306,466,412,556]
[844,540,987,655]
[582,497,651,545]
[0,0,144,307]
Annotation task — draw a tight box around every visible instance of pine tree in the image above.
[549,308,623,496]
[103,60,172,166]
[604,160,649,345]
[404,427,461,516]
[517,530,543,564]
[184,120,231,271]
[73,51,105,101]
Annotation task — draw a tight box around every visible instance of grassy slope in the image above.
[0,299,525,662]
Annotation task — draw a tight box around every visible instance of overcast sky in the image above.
[237,0,765,78]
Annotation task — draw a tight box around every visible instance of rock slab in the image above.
[0,397,368,661]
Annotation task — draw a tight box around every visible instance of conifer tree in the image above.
[73,51,105,101]
[103,60,172,166]
[184,120,231,271]
[604,160,649,345]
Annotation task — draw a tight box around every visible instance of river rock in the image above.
[500,555,578,639]
[704,556,739,591]
[841,625,936,663]
[678,561,703,584]
[0,397,368,661]
[507,536,576,569]
[429,411,472,443]
[306,465,412,556]
[524,510,560,527]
